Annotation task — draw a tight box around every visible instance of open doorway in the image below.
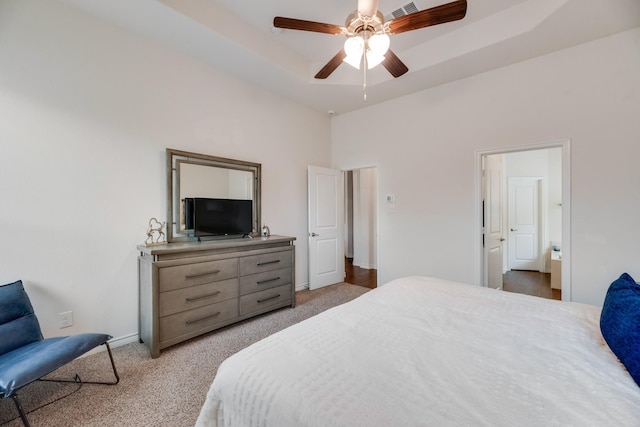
[344,167,378,289]
[478,141,571,301]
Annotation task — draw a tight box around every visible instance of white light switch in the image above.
[386,194,396,212]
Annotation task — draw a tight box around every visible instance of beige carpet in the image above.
[1,283,369,427]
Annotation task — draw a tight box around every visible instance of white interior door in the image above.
[308,166,344,290]
[508,177,540,271]
[483,155,504,289]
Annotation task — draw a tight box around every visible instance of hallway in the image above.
[345,258,377,289]
[344,264,558,299]
[503,270,561,300]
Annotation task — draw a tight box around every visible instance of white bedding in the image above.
[196,276,640,427]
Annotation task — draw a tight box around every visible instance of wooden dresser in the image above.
[138,235,295,358]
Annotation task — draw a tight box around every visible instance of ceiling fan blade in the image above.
[382,50,409,78]
[387,0,467,35]
[358,0,379,18]
[314,50,347,79]
[273,17,344,35]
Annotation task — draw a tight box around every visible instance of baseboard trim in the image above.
[109,332,140,348]
[80,332,139,357]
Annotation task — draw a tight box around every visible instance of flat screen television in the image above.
[192,198,253,238]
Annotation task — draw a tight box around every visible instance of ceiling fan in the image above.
[273,0,467,80]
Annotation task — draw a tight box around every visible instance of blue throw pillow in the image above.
[600,272,640,386]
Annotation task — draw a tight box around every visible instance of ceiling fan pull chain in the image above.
[363,50,368,101]
[363,28,369,102]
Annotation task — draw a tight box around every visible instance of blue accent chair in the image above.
[0,280,119,426]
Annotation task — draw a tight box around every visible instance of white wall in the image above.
[352,167,378,270]
[332,28,640,306]
[0,0,331,340]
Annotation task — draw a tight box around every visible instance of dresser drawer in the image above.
[158,258,238,292]
[240,267,292,296]
[159,278,239,317]
[159,298,238,343]
[240,250,292,276]
[239,284,292,316]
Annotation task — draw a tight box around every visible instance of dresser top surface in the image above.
[138,235,295,256]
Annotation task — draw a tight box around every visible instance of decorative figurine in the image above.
[145,217,167,246]
[261,224,270,237]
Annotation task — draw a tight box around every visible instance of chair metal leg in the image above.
[78,341,120,386]
[104,341,120,384]
[8,341,120,426]
[11,394,31,427]
[39,341,120,386]
[7,375,82,426]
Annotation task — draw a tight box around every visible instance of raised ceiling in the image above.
[57,0,640,115]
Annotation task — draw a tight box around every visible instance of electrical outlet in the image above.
[58,311,73,329]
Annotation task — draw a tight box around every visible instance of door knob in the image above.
[310,232,320,237]
[500,238,506,242]
[510,228,517,232]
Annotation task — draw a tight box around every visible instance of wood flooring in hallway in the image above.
[503,270,561,300]
[345,258,377,289]
[344,261,558,300]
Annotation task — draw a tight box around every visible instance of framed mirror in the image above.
[166,148,261,242]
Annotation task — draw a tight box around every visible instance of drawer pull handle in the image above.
[257,277,280,285]
[185,269,221,279]
[185,311,221,325]
[257,294,281,304]
[257,260,280,266]
[186,291,221,302]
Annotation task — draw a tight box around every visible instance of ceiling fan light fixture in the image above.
[366,52,385,69]
[344,53,363,69]
[368,33,390,56]
[343,36,364,69]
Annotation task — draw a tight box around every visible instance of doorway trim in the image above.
[475,140,571,301]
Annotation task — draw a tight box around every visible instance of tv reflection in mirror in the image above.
[186,198,253,240]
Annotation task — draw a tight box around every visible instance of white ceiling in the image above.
[57,0,640,116]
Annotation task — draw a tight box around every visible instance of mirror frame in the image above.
[166,148,261,242]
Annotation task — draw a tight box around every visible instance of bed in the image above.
[196,275,640,427]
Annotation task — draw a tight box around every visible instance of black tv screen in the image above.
[184,197,195,230]
[193,198,253,237]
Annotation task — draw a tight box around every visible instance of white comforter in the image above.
[196,276,640,427]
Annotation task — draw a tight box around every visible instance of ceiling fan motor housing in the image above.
[345,10,386,37]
